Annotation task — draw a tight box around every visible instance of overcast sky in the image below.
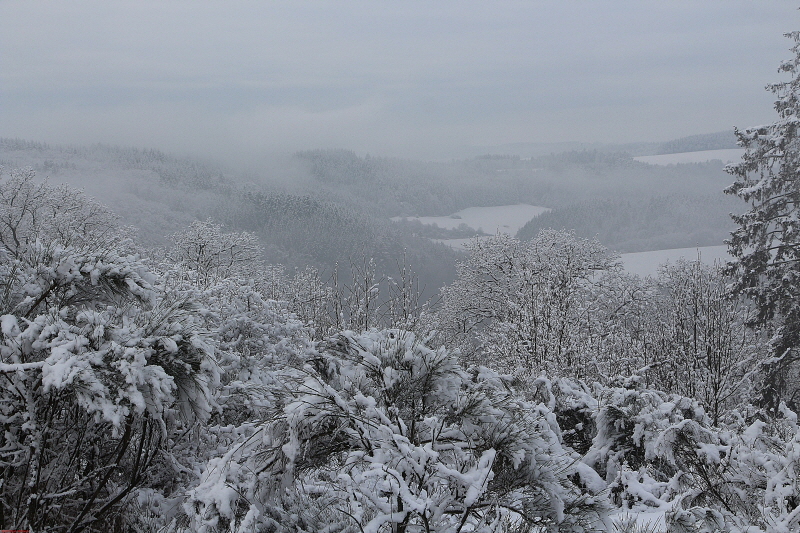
[1,1,798,162]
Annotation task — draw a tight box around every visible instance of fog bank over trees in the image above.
[0,131,740,287]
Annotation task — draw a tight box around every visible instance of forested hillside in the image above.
[0,136,741,300]
[0,139,461,292]
[517,194,739,252]
[656,130,739,154]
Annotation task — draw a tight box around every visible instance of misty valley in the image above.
[4,122,798,533]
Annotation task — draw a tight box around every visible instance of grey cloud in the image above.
[1,0,798,161]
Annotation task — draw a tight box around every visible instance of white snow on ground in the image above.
[634,149,744,166]
[620,245,730,277]
[393,204,550,234]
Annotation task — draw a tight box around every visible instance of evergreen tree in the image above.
[725,31,800,410]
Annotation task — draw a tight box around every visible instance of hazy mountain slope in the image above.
[517,194,740,253]
[1,135,746,290]
[0,139,458,291]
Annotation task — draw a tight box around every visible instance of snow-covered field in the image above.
[620,244,730,276]
[393,204,550,234]
[634,148,744,166]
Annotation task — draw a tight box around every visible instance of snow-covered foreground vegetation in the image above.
[1,167,798,532]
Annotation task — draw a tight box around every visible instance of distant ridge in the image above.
[656,131,738,155]
[456,131,738,160]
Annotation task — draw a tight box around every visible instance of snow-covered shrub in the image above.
[583,383,709,511]
[0,170,219,532]
[168,218,264,290]
[535,372,800,531]
[189,276,310,423]
[261,263,335,337]
[0,166,135,260]
[642,259,764,424]
[612,512,664,533]
[162,217,315,420]
[260,255,434,341]
[179,329,610,532]
[525,375,800,530]
[0,246,218,532]
[528,376,600,456]
[662,405,800,532]
[530,378,730,521]
[122,252,315,532]
[570,380,800,531]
